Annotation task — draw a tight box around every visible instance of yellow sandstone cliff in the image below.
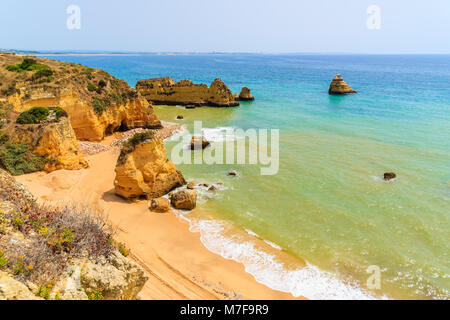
[0,54,161,141]
[114,135,185,199]
[136,77,239,107]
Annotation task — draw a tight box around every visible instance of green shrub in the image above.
[92,97,108,115]
[0,251,7,269]
[0,143,46,175]
[88,290,103,300]
[54,107,68,121]
[87,83,98,92]
[32,68,53,80]
[16,107,49,124]
[1,83,17,96]
[6,65,22,72]
[0,132,9,145]
[19,58,37,70]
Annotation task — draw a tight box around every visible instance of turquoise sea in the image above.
[40,53,450,299]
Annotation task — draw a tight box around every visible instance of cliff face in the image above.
[4,115,88,172]
[0,54,161,141]
[115,137,185,199]
[328,74,357,94]
[136,77,239,107]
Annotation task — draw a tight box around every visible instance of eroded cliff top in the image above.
[136,76,239,107]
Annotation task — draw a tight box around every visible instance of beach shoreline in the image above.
[16,125,304,300]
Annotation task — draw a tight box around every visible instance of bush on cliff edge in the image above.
[16,107,49,124]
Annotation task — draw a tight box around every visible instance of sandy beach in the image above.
[16,127,303,300]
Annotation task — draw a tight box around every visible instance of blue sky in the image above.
[1,0,449,53]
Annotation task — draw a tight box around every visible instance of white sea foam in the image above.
[263,240,283,250]
[201,127,241,142]
[177,215,384,300]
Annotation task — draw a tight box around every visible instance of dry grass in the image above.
[0,203,114,283]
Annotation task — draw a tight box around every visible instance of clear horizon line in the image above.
[2,48,450,55]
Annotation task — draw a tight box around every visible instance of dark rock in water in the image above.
[176,115,184,120]
[328,74,357,95]
[228,170,237,176]
[239,87,255,101]
[187,181,196,189]
[208,185,217,191]
[384,172,397,181]
[190,136,210,150]
[171,189,197,210]
[185,105,196,109]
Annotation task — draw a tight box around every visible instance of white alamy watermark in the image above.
[170,121,280,176]
[366,265,381,290]
[366,5,381,30]
[67,5,81,30]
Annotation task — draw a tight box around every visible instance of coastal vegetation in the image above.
[0,142,45,175]
[118,130,155,164]
[16,107,50,124]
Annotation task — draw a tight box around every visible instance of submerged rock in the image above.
[190,136,210,150]
[328,74,357,95]
[176,115,184,120]
[114,137,186,199]
[170,189,197,210]
[384,172,397,181]
[239,87,255,101]
[228,170,238,176]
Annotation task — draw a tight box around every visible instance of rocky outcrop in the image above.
[136,77,239,107]
[0,53,161,141]
[190,136,210,150]
[170,189,197,210]
[328,74,357,95]
[77,251,148,300]
[238,87,255,101]
[0,271,43,300]
[3,114,88,172]
[149,197,170,213]
[114,137,186,199]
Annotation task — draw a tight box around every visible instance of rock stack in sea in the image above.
[114,132,186,199]
[238,87,255,101]
[328,74,357,95]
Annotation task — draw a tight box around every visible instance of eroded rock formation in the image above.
[3,114,88,172]
[0,54,161,141]
[328,74,357,95]
[114,137,186,199]
[136,77,239,107]
[239,87,255,101]
[170,189,197,210]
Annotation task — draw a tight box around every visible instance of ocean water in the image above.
[40,53,450,300]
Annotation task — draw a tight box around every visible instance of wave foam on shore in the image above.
[177,213,383,300]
